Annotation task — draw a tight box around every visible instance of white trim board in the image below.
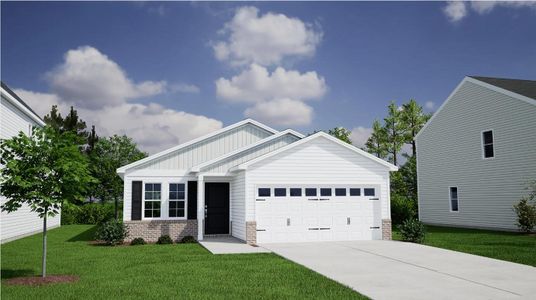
[1,87,46,127]
[117,118,279,174]
[232,131,398,172]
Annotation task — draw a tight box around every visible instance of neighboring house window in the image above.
[28,124,33,136]
[169,183,185,218]
[482,130,494,158]
[449,187,459,212]
[144,183,161,218]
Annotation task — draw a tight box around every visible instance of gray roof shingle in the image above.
[470,76,536,100]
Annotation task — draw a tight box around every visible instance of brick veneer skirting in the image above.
[246,221,256,245]
[125,220,198,243]
[382,219,392,240]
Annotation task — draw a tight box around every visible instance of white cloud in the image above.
[216,63,327,104]
[213,6,322,66]
[46,46,166,109]
[425,101,435,110]
[244,98,313,127]
[14,46,223,154]
[350,127,373,148]
[170,83,200,94]
[444,1,536,22]
[443,1,467,22]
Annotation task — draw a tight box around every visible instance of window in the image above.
[450,187,459,212]
[482,130,494,158]
[349,188,361,196]
[305,188,317,197]
[258,188,270,197]
[169,183,185,218]
[144,183,161,218]
[290,188,302,197]
[320,188,332,197]
[364,188,375,196]
[274,188,286,197]
[335,188,346,196]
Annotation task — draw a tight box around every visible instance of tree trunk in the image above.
[42,209,47,278]
[393,145,398,166]
[115,197,118,220]
[412,140,417,158]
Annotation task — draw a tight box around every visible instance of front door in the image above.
[205,182,230,235]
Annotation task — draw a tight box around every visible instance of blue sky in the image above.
[2,1,535,153]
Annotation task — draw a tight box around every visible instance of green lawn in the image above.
[393,225,536,266]
[1,225,366,300]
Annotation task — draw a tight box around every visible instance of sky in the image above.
[2,1,536,154]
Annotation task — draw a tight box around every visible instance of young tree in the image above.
[365,119,388,159]
[44,105,89,145]
[87,125,99,154]
[384,101,406,166]
[401,99,431,157]
[43,105,64,132]
[90,135,147,219]
[0,126,94,277]
[327,127,353,144]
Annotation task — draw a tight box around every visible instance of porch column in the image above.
[197,175,205,241]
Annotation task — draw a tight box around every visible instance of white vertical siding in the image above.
[230,171,246,240]
[417,81,536,230]
[1,95,60,243]
[133,124,273,171]
[245,137,391,222]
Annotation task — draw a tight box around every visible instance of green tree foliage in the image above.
[44,105,93,149]
[383,101,406,166]
[327,127,353,144]
[401,99,431,157]
[513,181,536,232]
[0,126,94,277]
[89,135,147,219]
[364,120,388,159]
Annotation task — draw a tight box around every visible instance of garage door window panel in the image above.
[335,188,347,196]
[274,188,286,197]
[290,188,302,197]
[305,188,317,197]
[320,188,332,196]
[258,188,271,197]
[350,188,361,196]
[364,188,375,196]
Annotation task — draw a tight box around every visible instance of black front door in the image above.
[205,182,230,235]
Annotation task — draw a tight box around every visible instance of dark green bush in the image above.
[391,194,418,225]
[398,218,426,243]
[61,202,118,225]
[180,235,196,244]
[157,235,173,244]
[130,237,146,246]
[61,203,81,225]
[95,219,128,246]
[513,198,536,233]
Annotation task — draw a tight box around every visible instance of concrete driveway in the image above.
[262,241,536,300]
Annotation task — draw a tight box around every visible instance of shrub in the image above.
[61,203,81,225]
[130,237,146,246]
[62,202,116,225]
[391,194,417,225]
[513,198,536,233]
[398,218,426,243]
[180,235,196,244]
[95,219,128,246]
[157,235,173,244]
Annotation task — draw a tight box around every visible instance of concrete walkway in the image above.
[199,236,271,254]
[262,241,536,300]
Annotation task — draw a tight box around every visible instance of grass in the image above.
[393,225,536,266]
[1,225,366,300]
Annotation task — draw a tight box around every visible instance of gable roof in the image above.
[1,81,45,126]
[190,129,304,173]
[416,76,536,140]
[231,131,398,172]
[117,119,278,174]
[469,76,536,100]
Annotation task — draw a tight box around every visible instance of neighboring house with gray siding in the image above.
[0,82,61,243]
[416,76,536,231]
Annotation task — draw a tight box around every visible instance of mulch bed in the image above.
[5,275,79,286]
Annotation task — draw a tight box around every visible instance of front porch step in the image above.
[204,234,231,238]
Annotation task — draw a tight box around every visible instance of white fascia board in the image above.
[190,129,304,173]
[1,88,46,127]
[415,76,536,141]
[232,131,398,172]
[116,118,279,174]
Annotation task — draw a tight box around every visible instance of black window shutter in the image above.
[131,181,142,220]
[187,181,197,220]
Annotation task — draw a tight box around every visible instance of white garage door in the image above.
[255,186,382,243]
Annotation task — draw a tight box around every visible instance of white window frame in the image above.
[481,129,495,159]
[449,186,459,212]
[143,182,162,219]
[168,182,187,220]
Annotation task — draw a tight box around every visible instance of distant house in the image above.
[117,119,398,244]
[1,82,61,243]
[416,76,536,231]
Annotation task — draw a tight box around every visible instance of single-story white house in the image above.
[1,82,61,243]
[416,76,536,231]
[117,119,398,244]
